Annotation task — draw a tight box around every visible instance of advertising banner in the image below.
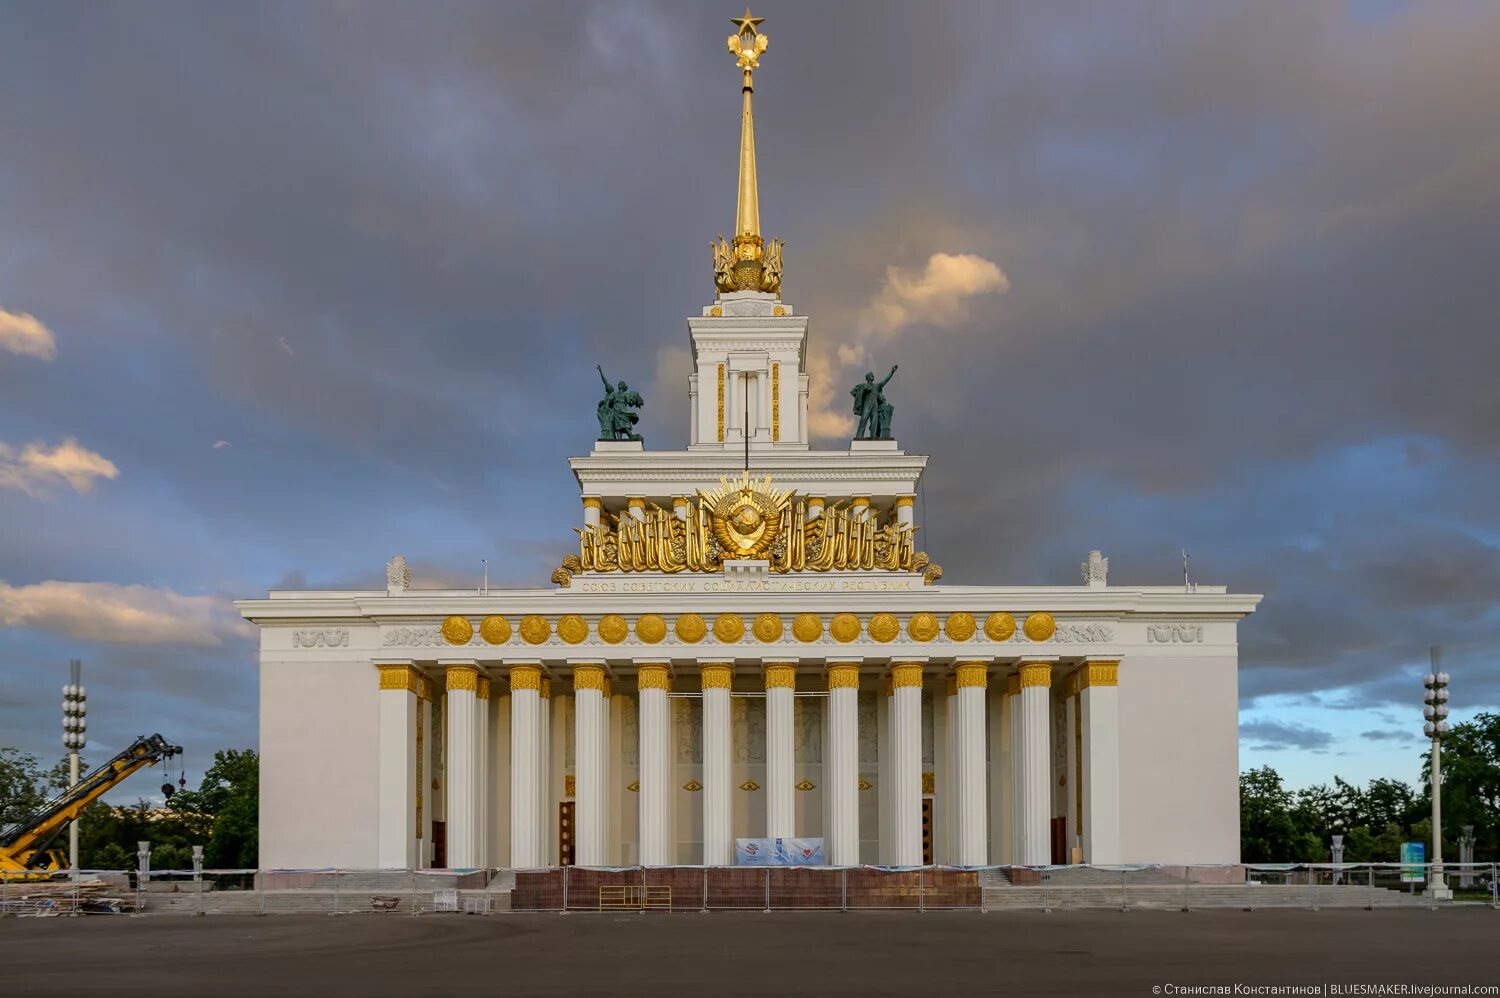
[1399,841,1425,883]
[735,837,826,866]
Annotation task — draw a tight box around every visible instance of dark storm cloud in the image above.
[1240,719,1335,753]
[1,1,1499,778]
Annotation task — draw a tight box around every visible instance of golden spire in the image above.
[712,8,784,297]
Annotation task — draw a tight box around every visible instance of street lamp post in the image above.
[61,659,87,876]
[1422,647,1451,901]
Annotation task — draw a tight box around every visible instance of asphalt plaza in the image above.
[1,909,1497,997]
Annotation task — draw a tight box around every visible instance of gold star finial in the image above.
[732,8,764,36]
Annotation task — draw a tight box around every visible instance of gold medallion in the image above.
[441,615,473,645]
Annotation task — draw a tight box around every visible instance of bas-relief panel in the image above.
[857,691,878,766]
[795,697,822,764]
[922,690,934,767]
[674,697,702,764]
[732,696,766,764]
[622,694,639,766]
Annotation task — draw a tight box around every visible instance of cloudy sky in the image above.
[3,0,1498,803]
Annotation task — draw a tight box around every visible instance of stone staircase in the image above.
[981,882,1427,910]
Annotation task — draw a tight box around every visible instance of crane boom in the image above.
[0,734,182,872]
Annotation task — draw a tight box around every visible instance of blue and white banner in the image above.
[735,837,826,866]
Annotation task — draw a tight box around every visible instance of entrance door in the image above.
[558,802,576,866]
[1050,817,1066,865]
[921,799,934,865]
[432,820,447,869]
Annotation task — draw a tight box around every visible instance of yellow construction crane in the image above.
[1,734,183,874]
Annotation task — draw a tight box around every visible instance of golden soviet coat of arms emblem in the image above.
[699,471,793,562]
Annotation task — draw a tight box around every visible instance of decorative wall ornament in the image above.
[479,616,511,645]
[921,772,935,795]
[793,613,823,641]
[907,612,939,642]
[1023,612,1056,642]
[565,774,576,798]
[1055,623,1115,643]
[441,616,473,646]
[752,613,784,642]
[636,613,667,644]
[557,614,588,644]
[984,612,1016,642]
[1082,549,1109,587]
[382,626,443,647]
[713,613,745,643]
[519,615,551,644]
[627,780,641,793]
[829,613,861,643]
[1147,623,1205,643]
[868,613,900,643]
[944,612,976,642]
[739,780,761,792]
[795,780,815,792]
[598,613,628,644]
[676,613,707,643]
[385,554,412,591]
[683,780,704,792]
[293,629,349,648]
[857,779,873,791]
[675,698,701,763]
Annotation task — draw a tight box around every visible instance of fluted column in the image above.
[637,663,673,865]
[1080,659,1122,864]
[573,664,607,866]
[953,661,989,866]
[764,661,797,838]
[443,662,479,869]
[376,662,418,869]
[825,662,861,865]
[701,663,733,865]
[508,663,543,868]
[476,674,491,867]
[1018,660,1053,866]
[537,676,551,866]
[890,661,924,866]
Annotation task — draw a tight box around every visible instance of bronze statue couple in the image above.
[596,366,645,441]
[850,365,897,440]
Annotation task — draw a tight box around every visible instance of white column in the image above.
[508,663,543,868]
[890,661,924,866]
[1064,672,1080,863]
[764,662,797,838]
[1080,659,1122,865]
[476,674,491,867]
[1006,674,1021,865]
[573,665,607,866]
[1018,660,1053,866]
[376,663,418,869]
[952,661,989,866]
[443,662,479,869]
[825,662,861,865]
[637,663,673,865]
[536,676,551,866]
[701,663,734,866]
[876,675,891,863]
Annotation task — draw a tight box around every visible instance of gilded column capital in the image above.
[477,675,492,701]
[890,662,924,689]
[582,496,603,510]
[377,663,419,694]
[1079,659,1120,689]
[627,497,646,510]
[637,664,671,690]
[826,663,860,690]
[894,495,915,509]
[700,664,733,690]
[574,665,607,692]
[764,663,797,689]
[1018,661,1053,688]
[954,661,989,690]
[508,664,542,692]
[445,664,480,692]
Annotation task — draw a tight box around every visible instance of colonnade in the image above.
[374,657,1122,870]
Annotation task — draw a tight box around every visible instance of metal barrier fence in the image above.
[2,863,1495,916]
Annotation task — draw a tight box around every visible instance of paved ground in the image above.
[2,910,1498,997]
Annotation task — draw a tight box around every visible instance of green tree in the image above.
[1419,711,1500,861]
[1240,766,1319,861]
[170,749,258,868]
